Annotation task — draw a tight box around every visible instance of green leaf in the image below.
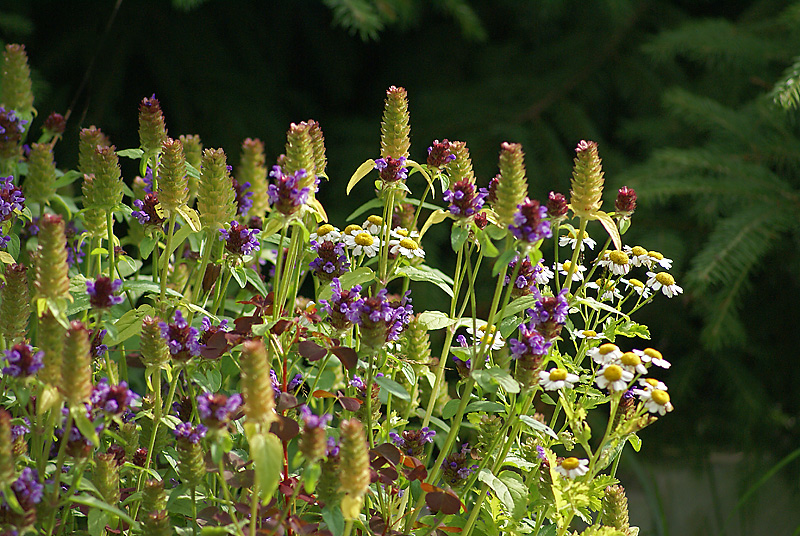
[117,148,144,159]
[614,320,650,339]
[186,161,200,179]
[417,311,455,330]
[346,198,382,222]
[419,209,450,239]
[0,250,15,264]
[471,367,520,394]
[245,266,268,296]
[318,267,375,301]
[442,399,461,420]
[168,219,201,259]
[346,159,376,194]
[107,305,154,346]
[476,228,499,257]
[594,210,622,251]
[72,494,140,531]
[139,235,158,258]
[395,265,453,297]
[116,256,143,278]
[232,264,247,288]
[248,431,283,503]
[478,468,513,509]
[493,248,518,277]
[54,169,82,189]
[499,470,528,520]
[503,295,538,318]
[88,508,109,536]
[375,376,410,400]
[450,225,469,252]
[405,159,433,190]
[466,401,505,413]
[123,280,183,298]
[72,407,100,446]
[519,415,558,439]
[627,433,642,452]
[321,505,345,536]
[6,233,19,260]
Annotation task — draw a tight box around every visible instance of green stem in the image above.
[564,218,587,294]
[218,457,246,536]
[159,213,178,303]
[211,264,234,316]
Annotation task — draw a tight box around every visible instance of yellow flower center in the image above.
[399,238,418,250]
[644,348,662,361]
[561,457,580,470]
[629,278,644,288]
[354,233,374,247]
[367,215,383,226]
[599,343,619,355]
[595,278,614,290]
[395,228,409,237]
[644,378,659,388]
[655,272,675,286]
[608,250,629,266]
[317,224,334,236]
[648,251,664,260]
[562,260,574,271]
[651,389,670,405]
[567,229,580,239]
[631,246,647,256]
[344,224,363,235]
[581,330,597,337]
[621,352,641,367]
[603,365,623,382]
[550,368,568,381]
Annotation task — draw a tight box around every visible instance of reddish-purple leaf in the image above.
[298,340,327,361]
[372,443,402,466]
[312,390,336,399]
[338,396,361,412]
[330,346,358,369]
[270,415,300,441]
[425,491,461,515]
[271,319,292,335]
[277,392,298,412]
[201,330,229,359]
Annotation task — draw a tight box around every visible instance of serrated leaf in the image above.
[347,159,376,194]
[106,305,154,346]
[479,468,513,509]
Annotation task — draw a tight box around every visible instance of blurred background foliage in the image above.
[2,0,799,533]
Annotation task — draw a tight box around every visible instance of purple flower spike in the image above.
[2,343,44,377]
[86,276,125,309]
[509,198,552,244]
[374,157,408,183]
[443,180,488,217]
[300,405,332,429]
[232,177,254,217]
[526,288,569,340]
[267,166,316,216]
[219,220,260,256]
[10,467,44,510]
[174,422,207,444]
[159,310,201,362]
[390,427,436,458]
[427,139,456,168]
[91,378,140,415]
[509,324,551,361]
[319,278,363,331]
[309,240,350,280]
[197,392,242,428]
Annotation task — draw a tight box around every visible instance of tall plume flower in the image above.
[282,121,317,192]
[62,321,93,408]
[569,140,605,219]
[308,119,327,178]
[0,263,29,344]
[197,147,236,232]
[179,133,202,202]
[380,86,411,160]
[494,142,529,227]
[444,141,474,183]
[78,127,111,238]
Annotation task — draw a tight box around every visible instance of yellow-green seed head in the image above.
[1,44,34,118]
[82,145,123,212]
[237,138,268,217]
[95,452,121,505]
[157,138,188,214]
[140,316,170,367]
[495,142,529,227]
[138,95,169,157]
[62,321,93,408]
[600,484,630,533]
[176,436,205,488]
[78,126,111,175]
[120,421,140,460]
[38,311,65,389]
[0,409,14,483]
[142,511,172,536]
[0,263,30,344]
[570,140,605,219]
[240,340,276,426]
[445,141,475,185]
[142,479,167,515]
[179,134,202,202]
[283,122,317,192]
[24,143,57,205]
[308,119,327,178]
[380,86,411,160]
[338,418,370,519]
[34,214,70,302]
[198,147,236,231]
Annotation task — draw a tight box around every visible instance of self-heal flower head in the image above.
[509,324,551,361]
[10,467,44,511]
[219,220,260,256]
[390,427,436,458]
[0,106,28,160]
[509,197,552,244]
[494,142,528,227]
[173,422,207,444]
[527,288,569,340]
[138,94,168,157]
[90,378,139,415]
[299,405,332,462]
[353,288,413,347]
[86,276,124,309]
[0,176,24,242]
[504,255,542,297]
[2,342,44,377]
[197,392,242,428]
[615,186,637,218]
[546,191,569,221]
[91,328,108,359]
[159,310,201,362]
[132,193,166,227]
[319,278,363,331]
[268,165,315,216]
[231,176,254,217]
[442,444,479,486]
[310,240,350,280]
[427,139,456,168]
[556,457,589,479]
[374,156,408,183]
[443,180,488,217]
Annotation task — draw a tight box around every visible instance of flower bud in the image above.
[546,191,568,221]
[38,311,65,388]
[42,112,66,139]
[237,138,268,218]
[1,44,34,118]
[138,95,168,157]
[179,134,202,202]
[94,452,121,505]
[444,141,474,184]
[308,119,327,176]
[34,213,70,302]
[0,409,14,483]
[427,139,456,169]
[141,478,167,516]
[283,122,316,192]
[0,262,30,344]
[24,143,57,206]
[240,340,276,426]
[197,148,236,232]
[157,138,188,214]
[81,145,123,212]
[494,142,529,227]
[338,418,370,519]
[62,321,93,408]
[570,140,605,219]
[380,86,411,160]
[614,186,637,218]
[600,484,630,533]
[120,421,140,460]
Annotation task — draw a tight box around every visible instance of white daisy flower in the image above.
[638,377,668,391]
[597,250,631,276]
[587,343,623,366]
[585,278,623,301]
[556,260,586,282]
[349,231,380,258]
[538,368,580,391]
[646,250,673,270]
[390,226,420,240]
[633,348,671,369]
[619,351,648,376]
[596,364,633,392]
[534,263,555,285]
[309,223,341,243]
[620,278,651,298]
[390,237,425,259]
[559,228,596,250]
[466,324,505,351]
[646,272,683,298]
[637,388,673,415]
[574,329,604,341]
[624,245,650,267]
[556,457,589,479]
[362,215,385,236]
[343,224,364,241]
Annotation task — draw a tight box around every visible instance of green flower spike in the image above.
[138,95,168,161]
[380,86,411,160]
[197,147,236,232]
[237,138,268,217]
[62,321,93,408]
[494,142,529,227]
[120,421,140,460]
[34,214,70,304]
[570,140,605,220]
[0,409,14,484]
[78,127,111,238]
[157,138,188,214]
[240,340,276,427]
[308,119,328,178]
[81,145,123,212]
[94,452,121,505]
[139,316,170,368]
[338,418,370,520]
[179,134,203,202]
[38,311,65,389]
[1,44,35,118]
[141,478,167,517]
[445,141,476,185]
[600,484,631,534]
[299,422,327,463]
[0,263,30,344]
[283,121,316,191]
[23,143,57,206]
[175,430,205,488]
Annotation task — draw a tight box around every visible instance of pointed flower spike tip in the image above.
[139,94,168,157]
[570,140,605,219]
[380,86,410,160]
[494,142,528,227]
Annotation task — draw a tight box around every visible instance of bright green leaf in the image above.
[248,431,283,503]
[375,376,410,400]
[346,159,376,194]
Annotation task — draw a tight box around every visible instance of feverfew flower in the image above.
[596,364,633,392]
[574,329,604,341]
[389,237,425,259]
[634,348,671,369]
[556,260,586,282]
[638,388,673,415]
[619,352,648,376]
[466,324,505,351]
[559,228,596,250]
[219,220,260,256]
[624,245,650,267]
[538,368,579,391]
[347,231,380,258]
[362,215,384,235]
[645,250,673,270]
[586,278,623,301]
[646,271,683,298]
[598,250,631,276]
[86,276,124,309]
[588,343,623,366]
[620,277,651,298]
[556,457,589,479]
[639,377,668,391]
[310,223,341,243]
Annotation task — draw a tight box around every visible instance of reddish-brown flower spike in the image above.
[615,186,637,218]
[547,191,568,221]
